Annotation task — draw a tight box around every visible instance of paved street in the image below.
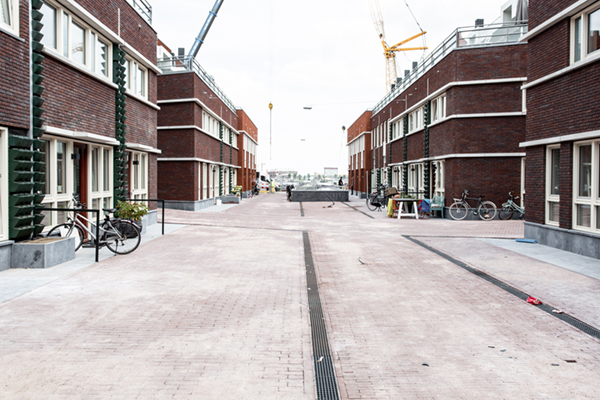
[1,193,600,399]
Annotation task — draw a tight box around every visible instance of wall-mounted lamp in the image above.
[71,153,80,160]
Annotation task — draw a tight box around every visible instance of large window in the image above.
[129,151,148,200]
[0,128,8,241]
[573,140,600,232]
[546,146,560,225]
[89,145,112,212]
[408,107,424,133]
[0,0,18,35]
[431,95,446,123]
[40,1,111,78]
[433,160,445,198]
[40,138,73,228]
[572,4,600,63]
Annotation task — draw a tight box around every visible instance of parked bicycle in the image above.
[449,189,497,221]
[46,196,142,255]
[366,184,392,211]
[499,191,525,220]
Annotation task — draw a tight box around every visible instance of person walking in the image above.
[270,180,274,194]
[338,177,343,188]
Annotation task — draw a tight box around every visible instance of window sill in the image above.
[126,91,160,110]
[0,24,23,41]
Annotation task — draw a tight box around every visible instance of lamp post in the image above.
[269,102,273,160]
[212,165,216,205]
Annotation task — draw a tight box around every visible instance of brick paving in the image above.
[1,193,599,399]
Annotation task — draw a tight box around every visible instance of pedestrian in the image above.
[270,180,274,193]
[351,179,354,195]
[338,177,343,187]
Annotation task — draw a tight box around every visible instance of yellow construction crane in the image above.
[367,0,427,92]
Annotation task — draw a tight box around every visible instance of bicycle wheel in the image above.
[477,201,497,221]
[498,206,514,220]
[449,202,469,220]
[104,220,141,255]
[47,223,84,251]
[366,194,377,211]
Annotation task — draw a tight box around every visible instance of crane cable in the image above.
[402,0,427,60]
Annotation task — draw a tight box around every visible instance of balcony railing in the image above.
[373,21,528,114]
[158,56,237,113]
[127,0,152,25]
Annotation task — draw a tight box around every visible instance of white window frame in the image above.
[546,145,561,226]
[40,137,75,228]
[125,57,148,99]
[433,160,445,198]
[571,3,600,64]
[0,0,19,37]
[88,145,113,213]
[573,140,600,232]
[431,94,446,123]
[130,151,148,200]
[0,127,8,241]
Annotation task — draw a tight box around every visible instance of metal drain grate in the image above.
[342,202,375,219]
[405,235,600,341]
[303,231,340,400]
[300,202,305,217]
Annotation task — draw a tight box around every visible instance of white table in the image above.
[392,198,419,219]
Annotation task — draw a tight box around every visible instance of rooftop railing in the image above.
[158,55,237,114]
[373,21,528,114]
[127,0,152,25]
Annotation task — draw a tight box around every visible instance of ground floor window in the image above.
[0,127,8,241]
[41,137,113,228]
[407,163,425,196]
[433,161,445,198]
[573,140,600,232]
[129,151,148,200]
[546,146,560,225]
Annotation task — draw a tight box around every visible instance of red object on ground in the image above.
[527,296,542,305]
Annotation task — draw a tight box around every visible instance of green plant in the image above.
[116,200,148,221]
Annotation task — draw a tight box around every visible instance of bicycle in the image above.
[499,191,525,220]
[47,196,142,255]
[366,184,392,212]
[449,189,497,221]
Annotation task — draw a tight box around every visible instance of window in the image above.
[408,107,424,133]
[56,141,67,194]
[89,146,112,212]
[202,111,222,138]
[130,151,148,200]
[573,140,600,232]
[546,146,560,225]
[433,161,445,198]
[0,0,17,35]
[40,1,111,78]
[124,58,147,98]
[40,138,73,229]
[0,128,7,240]
[431,95,446,123]
[572,4,600,63]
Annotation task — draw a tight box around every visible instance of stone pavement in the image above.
[0,193,599,399]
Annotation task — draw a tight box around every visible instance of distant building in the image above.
[347,111,372,198]
[324,168,338,178]
[520,0,600,257]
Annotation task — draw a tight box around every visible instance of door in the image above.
[72,143,88,206]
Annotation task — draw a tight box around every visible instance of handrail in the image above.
[157,56,237,113]
[373,21,528,114]
[127,0,152,25]
[126,199,165,235]
[37,206,101,263]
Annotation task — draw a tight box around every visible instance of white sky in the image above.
[152,0,509,175]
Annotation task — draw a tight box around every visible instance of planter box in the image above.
[11,237,75,269]
[221,196,240,204]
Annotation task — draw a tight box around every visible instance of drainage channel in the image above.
[405,235,600,341]
[300,202,305,217]
[341,202,375,219]
[303,231,340,400]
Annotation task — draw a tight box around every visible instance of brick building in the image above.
[1,0,159,267]
[353,4,528,214]
[157,44,258,209]
[347,110,372,198]
[519,0,600,257]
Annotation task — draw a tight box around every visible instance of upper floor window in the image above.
[572,4,600,63]
[40,1,111,78]
[0,0,18,35]
[431,95,446,123]
[125,58,147,98]
[408,107,423,133]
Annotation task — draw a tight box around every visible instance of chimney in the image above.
[475,19,484,27]
[412,61,418,71]
[178,47,185,58]
[391,84,396,91]
[404,69,410,78]
[396,77,403,85]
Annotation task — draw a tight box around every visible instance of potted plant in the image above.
[116,200,149,230]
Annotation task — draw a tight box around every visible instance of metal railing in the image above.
[126,0,152,25]
[157,56,237,113]
[373,21,528,114]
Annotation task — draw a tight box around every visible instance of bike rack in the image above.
[126,199,165,235]
[36,206,101,263]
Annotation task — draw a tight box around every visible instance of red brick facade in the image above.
[347,111,372,196]
[236,109,258,194]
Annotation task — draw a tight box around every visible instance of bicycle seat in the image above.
[103,208,117,213]
[479,195,485,198]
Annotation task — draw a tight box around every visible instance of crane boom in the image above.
[366,0,428,92]
[187,0,225,60]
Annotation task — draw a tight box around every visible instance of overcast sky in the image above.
[152,0,510,176]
